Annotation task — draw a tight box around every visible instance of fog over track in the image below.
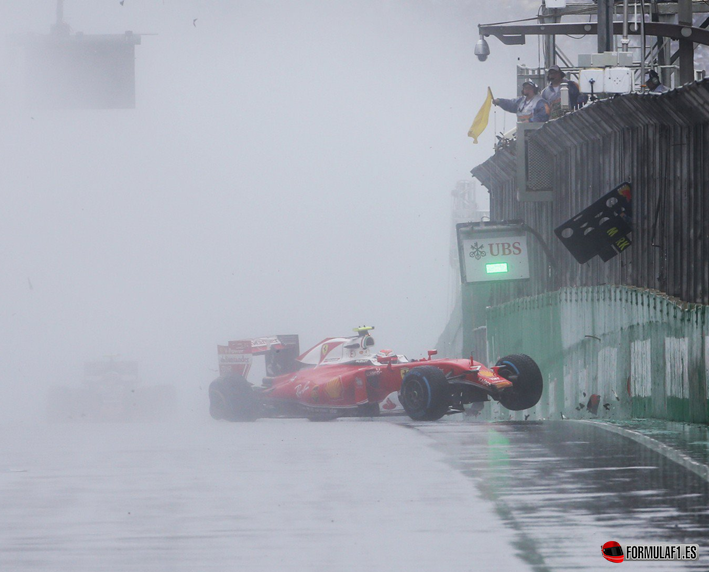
[0,419,528,572]
[0,0,536,423]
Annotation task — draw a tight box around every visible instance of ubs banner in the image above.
[457,222,530,284]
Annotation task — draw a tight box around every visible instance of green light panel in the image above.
[485,262,509,274]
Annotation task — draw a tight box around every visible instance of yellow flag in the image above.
[468,87,493,144]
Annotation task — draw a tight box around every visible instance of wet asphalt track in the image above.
[1,417,708,571]
[414,419,709,570]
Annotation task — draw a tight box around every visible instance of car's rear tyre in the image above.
[209,374,261,421]
[495,354,543,411]
[400,366,450,421]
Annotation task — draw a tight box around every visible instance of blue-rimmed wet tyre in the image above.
[495,354,543,411]
[400,366,450,421]
[209,374,261,421]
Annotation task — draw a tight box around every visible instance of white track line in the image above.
[575,420,709,482]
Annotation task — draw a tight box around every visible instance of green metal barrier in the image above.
[482,286,709,424]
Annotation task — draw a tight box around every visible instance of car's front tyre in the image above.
[495,354,543,411]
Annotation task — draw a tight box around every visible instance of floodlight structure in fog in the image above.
[21,0,142,109]
[476,0,707,88]
[474,36,490,62]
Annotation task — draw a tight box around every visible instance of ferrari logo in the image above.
[321,344,329,357]
[400,368,410,380]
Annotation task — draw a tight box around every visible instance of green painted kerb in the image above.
[482,286,709,424]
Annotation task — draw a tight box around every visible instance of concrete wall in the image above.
[482,285,709,423]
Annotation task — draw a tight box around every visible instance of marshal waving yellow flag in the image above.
[468,87,493,144]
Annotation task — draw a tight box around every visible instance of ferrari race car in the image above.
[208,327,543,422]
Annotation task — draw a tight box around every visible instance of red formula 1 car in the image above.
[208,327,543,422]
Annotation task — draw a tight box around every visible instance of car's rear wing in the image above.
[218,335,300,379]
